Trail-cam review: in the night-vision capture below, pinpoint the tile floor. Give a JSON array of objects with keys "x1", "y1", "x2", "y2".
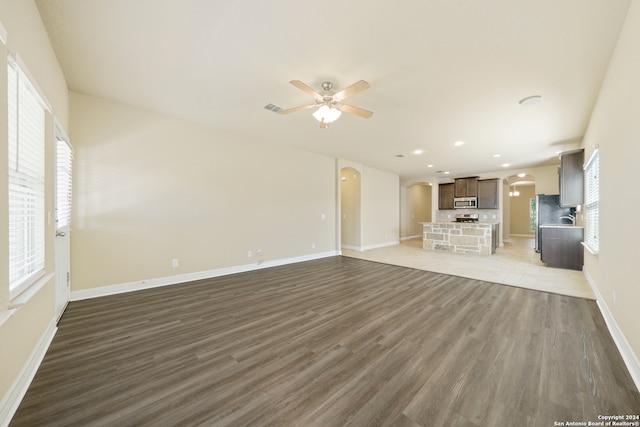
[{"x1": 341, "y1": 236, "x2": 595, "y2": 299}]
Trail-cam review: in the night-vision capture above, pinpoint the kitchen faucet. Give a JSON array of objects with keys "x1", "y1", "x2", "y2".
[{"x1": 558, "y1": 214, "x2": 576, "y2": 225}]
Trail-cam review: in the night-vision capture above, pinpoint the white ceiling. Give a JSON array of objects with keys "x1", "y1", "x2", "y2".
[{"x1": 35, "y1": 0, "x2": 631, "y2": 179}]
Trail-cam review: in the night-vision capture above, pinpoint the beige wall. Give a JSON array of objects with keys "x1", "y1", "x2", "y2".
[
  {"x1": 509, "y1": 185, "x2": 535, "y2": 235},
  {"x1": 581, "y1": 0, "x2": 640, "y2": 368},
  {"x1": 0, "y1": 1, "x2": 68, "y2": 128},
  {"x1": 531, "y1": 165, "x2": 560, "y2": 195},
  {"x1": 70, "y1": 92, "x2": 338, "y2": 291},
  {"x1": 0, "y1": 0, "x2": 68, "y2": 416},
  {"x1": 361, "y1": 167, "x2": 400, "y2": 249}
]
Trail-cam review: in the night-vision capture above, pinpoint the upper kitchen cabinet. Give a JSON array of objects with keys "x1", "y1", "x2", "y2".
[
  {"x1": 477, "y1": 178, "x2": 499, "y2": 209},
  {"x1": 454, "y1": 177, "x2": 478, "y2": 198},
  {"x1": 559, "y1": 149, "x2": 584, "y2": 207},
  {"x1": 439, "y1": 183, "x2": 455, "y2": 210}
]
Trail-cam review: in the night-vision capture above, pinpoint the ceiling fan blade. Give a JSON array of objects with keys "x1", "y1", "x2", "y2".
[
  {"x1": 279, "y1": 104, "x2": 317, "y2": 115},
  {"x1": 289, "y1": 80, "x2": 323, "y2": 100},
  {"x1": 339, "y1": 103, "x2": 373, "y2": 119},
  {"x1": 333, "y1": 80, "x2": 370, "y2": 102}
]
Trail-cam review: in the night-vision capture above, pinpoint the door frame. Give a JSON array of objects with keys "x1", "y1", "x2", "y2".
[{"x1": 54, "y1": 121, "x2": 72, "y2": 321}]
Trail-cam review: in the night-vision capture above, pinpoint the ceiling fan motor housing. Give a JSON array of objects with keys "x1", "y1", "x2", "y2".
[{"x1": 321, "y1": 81, "x2": 334, "y2": 92}]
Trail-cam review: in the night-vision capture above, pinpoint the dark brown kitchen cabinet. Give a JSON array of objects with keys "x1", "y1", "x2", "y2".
[
  {"x1": 454, "y1": 177, "x2": 478, "y2": 198},
  {"x1": 540, "y1": 226, "x2": 584, "y2": 270},
  {"x1": 560, "y1": 149, "x2": 584, "y2": 207},
  {"x1": 477, "y1": 178, "x2": 499, "y2": 209},
  {"x1": 439, "y1": 183, "x2": 455, "y2": 210}
]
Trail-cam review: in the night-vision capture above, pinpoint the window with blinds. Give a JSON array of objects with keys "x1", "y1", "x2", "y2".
[
  {"x1": 8, "y1": 58, "x2": 47, "y2": 296},
  {"x1": 56, "y1": 139, "x2": 73, "y2": 229},
  {"x1": 584, "y1": 149, "x2": 599, "y2": 254}
]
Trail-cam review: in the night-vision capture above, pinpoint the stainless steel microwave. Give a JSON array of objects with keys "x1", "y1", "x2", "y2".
[{"x1": 454, "y1": 197, "x2": 477, "y2": 209}]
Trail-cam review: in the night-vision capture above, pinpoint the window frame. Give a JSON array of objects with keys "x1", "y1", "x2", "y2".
[
  {"x1": 55, "y1": 135, "x2": 73, "y2": 231},
  {"x1": 7, "y1": 54, "x2": 49, "y2": 299},
  {"x1": 583, "y1": 148, "x2": 599, "y2": 255}
]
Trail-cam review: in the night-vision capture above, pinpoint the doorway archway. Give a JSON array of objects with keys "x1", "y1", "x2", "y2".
[{"x1": 503, "y1": 174, "x2": 536, "y2": 239}]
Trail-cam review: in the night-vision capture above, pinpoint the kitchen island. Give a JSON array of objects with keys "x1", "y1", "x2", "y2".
[{"x1": 421, "y1": 221, "x2": 499, "y2": 255}]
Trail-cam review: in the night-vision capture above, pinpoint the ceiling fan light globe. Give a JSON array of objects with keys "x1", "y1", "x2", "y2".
[{"x1": 312, "y1": 105, "x2": 342, "y2": 123}]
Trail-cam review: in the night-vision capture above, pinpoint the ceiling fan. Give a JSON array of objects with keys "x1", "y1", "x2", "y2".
[{"x1": 279, "y1": 80, "x2": 373, "y2": 128}]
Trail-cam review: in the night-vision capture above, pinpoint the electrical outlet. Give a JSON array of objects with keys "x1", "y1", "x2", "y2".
[
  {"x1": 248, "y1": 250, "x2": 252, "y2": 257},
  {"x1": 172, "y1": 259, "x2": 179, "y2": 268},
  {"x1": 312, "y1": 243, "x2": 316, "y2": 249}
]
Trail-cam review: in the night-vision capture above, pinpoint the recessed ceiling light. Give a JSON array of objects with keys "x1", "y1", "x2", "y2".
[
  {"x1": 413, "y1": 149, "x2": 423, "y2": 155},
  {"x1": 518, "y1": 95, "x2": 543, "y2": 106},
  {"x1": 454, "y1": 141, "x2": 464, "y2": 146},
  {"x1": 502, "y1": 163, "x2": 510, "y2": 168},
  {"x1": 427, "y1": 164, "x2": 434, "y2": 168},
  {"x1": 517, "y1": 173, "x2": 526, "y2": 178},
  {"x1": 444, "y1": 171, "x2": 451, "y2": 175},
  {"x1": 493, "y1": 154, "x2": 501, "y2": 158}
]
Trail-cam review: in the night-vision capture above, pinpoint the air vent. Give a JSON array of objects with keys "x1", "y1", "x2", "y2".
[
  {"x1": 396, "y1": 154, "x2": 407, "y2": 158},
  {"x1": 264, "y1": 103, "x2": 283, "y2": 113}
]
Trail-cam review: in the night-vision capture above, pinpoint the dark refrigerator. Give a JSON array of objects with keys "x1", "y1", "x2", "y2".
[{"x1": 534, "y1": 194, "x2": 573, "y2": 252}]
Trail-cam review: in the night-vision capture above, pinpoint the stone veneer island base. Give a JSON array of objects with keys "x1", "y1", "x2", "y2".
[{"x1": 421, "y1": 222, "x2": 498, "y2": 255}]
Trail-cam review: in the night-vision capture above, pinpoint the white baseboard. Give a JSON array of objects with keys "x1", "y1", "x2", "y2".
[
  {"x1": 71, "y1": 251, "x2": 339, "y2": 301},
  {"x1": 583, "y1": 267, "x2": 640, "y2": 393},
  {"x1": 342, "y1": 241, "x2": 401, "y2": 252},
  {"x1": 0, "y1": 319, "x2": 57, "y2": 427},
  {"x1": 400, "y1": 235, "x2": 421, "y2": 241},
  {"x1": 362, "y1": 240, "x2": 400, "y2": 251}
]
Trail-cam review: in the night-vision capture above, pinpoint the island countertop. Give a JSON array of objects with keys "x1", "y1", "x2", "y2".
[
  {"x1": 423, "y1": 221, "x2": 500, "y2": 225},
  {"x1": 420, "y1": 221, "x2": 499, "y2": 255}
]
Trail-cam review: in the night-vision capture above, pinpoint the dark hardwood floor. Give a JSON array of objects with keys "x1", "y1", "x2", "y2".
[{"x1": 10, "y1": 257, "x2": 640, "y2": 426}]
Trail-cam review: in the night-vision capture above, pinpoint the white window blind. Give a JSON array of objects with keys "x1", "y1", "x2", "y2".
[
  {"x1": 584, "y1": 149, "x2": 599, "y2": 254},
  {"x1": 56, "y1": 139, "x2": 73, "y2": 229},
  {"x1": 8, "y1": 58, "x2": 46, "y2": 295}
]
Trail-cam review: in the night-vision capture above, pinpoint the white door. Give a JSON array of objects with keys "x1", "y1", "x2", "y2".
[{"x1": 55, "y1": 137, "x2": 73, "y2": 321}]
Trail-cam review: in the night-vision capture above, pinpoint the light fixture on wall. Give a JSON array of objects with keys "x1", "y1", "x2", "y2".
[
  {"x1": 312, "y1": 105, "x2": 342, "y2": 124},
  {"x1": 509, "y1": 185, "x2": 520, "y2": 197}
]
